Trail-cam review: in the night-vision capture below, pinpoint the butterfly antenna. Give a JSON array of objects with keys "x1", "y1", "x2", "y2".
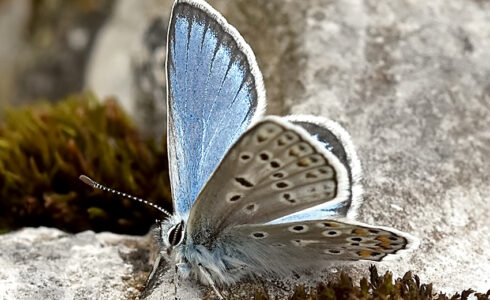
[{"x1": 79, "y1": 175, "x2": 171, "y2": 218}]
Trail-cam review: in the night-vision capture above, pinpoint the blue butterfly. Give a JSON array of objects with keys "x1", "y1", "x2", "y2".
[{"x1": 83, "y1": 0, "x2": 418, "y2": 298}]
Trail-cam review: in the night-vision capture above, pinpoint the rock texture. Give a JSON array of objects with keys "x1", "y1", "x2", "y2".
[
  {"x1": 84, "y1": 0, "x2": 170, "y2": 137},
  {"x1": 0, "y1": 0, "x2": 29, "y2": 103},
  {"x1": 0, "y1": 227, "x2": 150, "y2": 300}
]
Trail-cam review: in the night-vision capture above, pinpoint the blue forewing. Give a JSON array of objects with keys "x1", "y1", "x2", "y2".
[{"x1": 166, "y1": 0, "x2": 266, "y2": 215}]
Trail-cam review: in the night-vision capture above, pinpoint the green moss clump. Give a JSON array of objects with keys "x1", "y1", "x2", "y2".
[
  {"x1": 213, "y1": 266, "x2": 489, "y2": 300},
  {"x1": 0, "y1": 93, "x2": 171, "y2": 234}
]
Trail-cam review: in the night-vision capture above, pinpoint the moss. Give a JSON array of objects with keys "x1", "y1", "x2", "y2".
[
  {"x1": 205, "y1": 266, "x2": 489, "y2": 300},
  {"x1": 0, "y1": 93, "x2": 172, "y2": 234}
]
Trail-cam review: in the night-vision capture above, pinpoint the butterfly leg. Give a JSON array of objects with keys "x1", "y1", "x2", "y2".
[
  {"x1": 174, "y1": 265, "x2": 178, "y2": 300},
  {"x1": 174, "y1": 261, "x2": 188, "y2": 300},
  {"x1": 198, "y1": 263, "x2": 224, "y2": 300},
  {"x1": 147, "y1": 254, "x2": 162, "y2": 284}
]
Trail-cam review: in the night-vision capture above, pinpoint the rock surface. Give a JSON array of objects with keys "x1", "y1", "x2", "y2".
[
  {"x1": 0, "y1": 227, "x2": 150, "y2": 300},
  {"x1": 0, "y1": 0, "x2": 30, "y2": 103},
  {"x1": 84, "y1": 0, "x2": 169, "y2": 137}
]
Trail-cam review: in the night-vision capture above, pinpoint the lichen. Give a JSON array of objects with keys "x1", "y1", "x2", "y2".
[{"x1": 0, "y1": 93, "x2": 171, "y2": 234}]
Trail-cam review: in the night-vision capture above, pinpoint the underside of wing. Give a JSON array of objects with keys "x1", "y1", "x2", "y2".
[
  {"x1": 187, "y1": 117, "x2": 351, "y2": 245},
  {"x1": 229, "y1": 219, "x2": 418, "y2": 264},
  {"x1": 187, "y1": 218, "x2": 418, "y2": 284},
  {"x1": 167, "y1": 0, "x2": 266, "y2": 215},
  {"x1": 270, "y1": 115, "x2": 363, "y2": 223}
]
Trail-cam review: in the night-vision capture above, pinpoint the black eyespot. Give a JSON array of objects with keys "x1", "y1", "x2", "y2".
[
  {"x1": 352, "y1": 237, "x2": 362, "y2": 242},
  {"x1": 245, "y1": 204, "x2": 257, "y2": 212},
  {"x1": 276, "y1": 182, "x2": 289, "y2": 188},
  {"x1": 229, "y1": 195, "x2": 241, "y2": 202},
  {"x1": 293, "y1": 225, "x2": 304, "y2": 231},
  {"x1": 389, "y1": 236, "x2": 398, "y2": 241},
  {"x1": 270, "y1": 161, "x2": 280, "y2": 168},
  {"x1": 272, "y1": 172, "x2": 284, "y2": 178},
  {"x1": 235, "y1": 177, "x2": 253, "y2": 187},
  {"x1": 328, "y1": 231, "x2": 337, "y2": 235},
  {"x1": 329, "y1": 249, "x2": 340, "y2": 254},
  {"x1": 241, "y1": 154, "x2": 251, "y2": 160},
  {"x1": 259, "y1": 153, "x2": 269, "y2": 160}
]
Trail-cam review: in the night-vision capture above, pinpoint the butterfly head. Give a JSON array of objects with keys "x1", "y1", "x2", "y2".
[{"x1": 158, "y1": 214, "x2": 187, "y2": 257}]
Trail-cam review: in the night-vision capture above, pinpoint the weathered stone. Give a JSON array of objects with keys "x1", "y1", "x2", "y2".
[
  {"x1": 0, "y1": 0, "x2": 29, "y2": 103},
  {"x1": 0, "y1": 227, "x2": 149, "y2": 300},
  {"x1": 84, "y1": 0, "x2": 171, "y2": 137}
]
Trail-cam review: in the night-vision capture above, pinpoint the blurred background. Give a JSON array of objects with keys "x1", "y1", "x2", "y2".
[
  {"x1": 0, "y1": 0, "x2": 172, "y2": 235},
  {"x1": 0, "y1": 0, "x2": 165, "y2": 134}
]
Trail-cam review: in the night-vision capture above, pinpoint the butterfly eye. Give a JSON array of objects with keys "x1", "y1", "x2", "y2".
[{"x1": 168, "y1": 221, "x2": 185, "y2": 246}]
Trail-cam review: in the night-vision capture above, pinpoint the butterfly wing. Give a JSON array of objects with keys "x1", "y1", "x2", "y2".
[
  {"x1": 187, "y1": 117, "x2": 351, "y2": 245},
  {"x1": 270, "y1": 115, "x2": 363, "y2": 224},
  {"x1": 228, "y1": 219, "x2": 419, "y2": 265},
  {"x1": 167, "y1": 0, "x2": 266, "y2": 215}
]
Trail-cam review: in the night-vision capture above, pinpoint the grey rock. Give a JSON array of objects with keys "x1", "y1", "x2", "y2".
[
  {"x1": 0, "y1": 0, "x2": 30, "y2": 103},
  {"x1": 0, "y1": 227, "x2": 149, "y2": 300},
  {"x1": 85, "y1": 0, "x2": 171, "y2": 137}
]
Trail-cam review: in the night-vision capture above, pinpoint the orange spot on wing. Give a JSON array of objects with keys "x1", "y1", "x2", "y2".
[
  {"x1": 358, "y1": 250, "x2": 372, "y2": 258},
  {"x1": 297, "y1": 159, "x2": 310, "y2": 167},
  {"x1": 289, "y1": 149, "x2": 299, "y2": 157},
  {"x1": 377, "y1": 236, "x2": 390, "y2": 242},
  {"x1": 376, "y1": 236, "x2": 392, "y2": 249},
  {"x1": 353, "y1": 229, "x2": 368, "y2": 235}
]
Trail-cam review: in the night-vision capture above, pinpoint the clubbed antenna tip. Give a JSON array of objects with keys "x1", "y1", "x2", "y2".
[
  {"x1": 78, "y1": 174, "x2": 171, "y2": 218},
  {"x1": 79, "y1": 175, "x2": 96, "y2": 187}
]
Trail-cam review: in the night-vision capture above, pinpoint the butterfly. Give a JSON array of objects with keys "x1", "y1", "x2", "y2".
[{"x1": 82, "y1": 0, "x2": 418, "y2": 298}]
